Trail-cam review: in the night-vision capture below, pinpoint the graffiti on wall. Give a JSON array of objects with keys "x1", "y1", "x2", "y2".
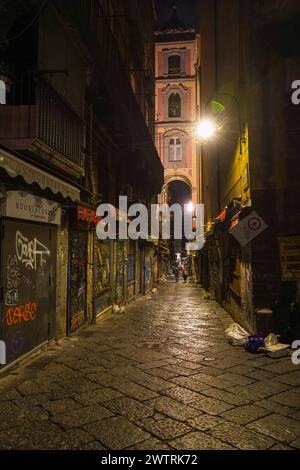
[
  {"x1": 116, "y1": 242, "x2": 124, "y2": 303},
  {"x1": 69, "y1": 232, "x2": 87, "y2": 333},
  {"x1": 5, "y1": 302, "x2": 37, "y2": 327},
  {"x1": 15, "y1": 230, "x2": 50, "y2": 271},
  {"x1": 5, "y1": 255, "x2": 20, "y2": 306},
  {"x1": 94, "y1": 240, "x2": 110, "y2": 297}
]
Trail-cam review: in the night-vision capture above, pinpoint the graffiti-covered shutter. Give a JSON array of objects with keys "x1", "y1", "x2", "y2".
[
  {"x1": 0, "y1": 219, "x2": 56, "y2": 365},
  {"x1": 68, "y1": 231, "x2": 87, "y2": 334}
]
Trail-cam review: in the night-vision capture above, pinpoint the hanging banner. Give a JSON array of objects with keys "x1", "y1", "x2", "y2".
[
  {"x1": 229, "y1": 210, "x2": 268, "y2": 247},
  {"x1": 278, "y1": 236, "x2": 300, "y2": 281}
]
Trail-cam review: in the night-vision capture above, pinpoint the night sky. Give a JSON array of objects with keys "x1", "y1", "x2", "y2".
[{"x1": 155, "y1": 0, "x2": 200, "y2": 30}]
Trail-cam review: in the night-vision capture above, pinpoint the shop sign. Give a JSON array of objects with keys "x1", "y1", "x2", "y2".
[
  {"x1": 1, "y1": 191, "x2": 61, "y2": 225},
  {"x1": 76, "y1": 205, "x2": 127, "y2": 224},
  {"x1": 229, "y1": 210, "x2": 268, "y2": 247},
  {"x1": 278, "y1": 236, "x2": 300, "y2": 281},
  {"x1": 77, "y1": 205, "x2": 102, "y2": 223},
  {"x1": 215, "y1": 207, "x2": 227, "y2": 223}
]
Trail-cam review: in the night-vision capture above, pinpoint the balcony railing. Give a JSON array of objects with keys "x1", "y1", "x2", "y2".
[{"x1": 0, "y1": 72, "x2": 84, "y2": 176}]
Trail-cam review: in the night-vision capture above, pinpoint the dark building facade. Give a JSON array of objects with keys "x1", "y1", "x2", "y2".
[
  {"x1": 0, "y1": 0, "x2": 163, "y2": 367},
  {"x1": 198, "y1": 0, "x2": 300, "y2": 338}
]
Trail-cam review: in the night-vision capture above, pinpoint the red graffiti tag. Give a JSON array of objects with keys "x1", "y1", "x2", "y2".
[{"x1": 6, "y1": 303, "x2": 37, "y2": 327}]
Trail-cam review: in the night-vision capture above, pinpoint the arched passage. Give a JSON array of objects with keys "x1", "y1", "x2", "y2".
[
  {"x1": 161, "y1": 179, "x2": 192, "y2": 269},
  {"x1": 167, "y1": 180, "x2": 191, "y2": 207}
]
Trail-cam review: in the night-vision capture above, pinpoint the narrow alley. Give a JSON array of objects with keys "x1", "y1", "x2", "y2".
[{"x1": 0, "y1": 281, "x2": 299, "y2": 451}]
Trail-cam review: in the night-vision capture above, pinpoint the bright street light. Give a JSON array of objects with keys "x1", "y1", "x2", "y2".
[
  {"x1": 196, "y1": 119, "x2": 216, "y2": 140},
  {"x1": 187, "y1": 200, "x2": 194, "y2": 212}
]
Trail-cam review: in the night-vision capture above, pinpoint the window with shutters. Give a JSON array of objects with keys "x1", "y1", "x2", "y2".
[
  {"x1": 168, "y1": 93, "x2": 181, "y2": 118},
  {"x1": 168, "y1": 55, "x2": 181, "y2": 75},
  {"x1": 169, "y1": 137, "x2": 182, "y2": 162}
]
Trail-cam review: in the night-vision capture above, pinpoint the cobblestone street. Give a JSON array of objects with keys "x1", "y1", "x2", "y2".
[{"x1": 0, "y1": 281, "x2": 300, "y2": 450}]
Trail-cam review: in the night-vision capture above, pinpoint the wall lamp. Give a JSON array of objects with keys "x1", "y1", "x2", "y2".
[{"x1": 196, "y1": 93, "x2": 245, "y2": 155}]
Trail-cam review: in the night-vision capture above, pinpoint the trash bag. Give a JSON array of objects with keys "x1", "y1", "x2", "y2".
[
  {"x1": 264, "y1": 333, "x2": 279, "y2": 347},
  {"x1": 245, "y1": 334, "x2": 265, "y2": 353},
  {"x1": 225, "y1": 323, "x2": 249, "y2": 346},
  {"x1": 113, "y1": 304, "x2": 120, "y2": 314},
  {"x1": 260, "y1": 333, "x2": 289, "y2": 356}
]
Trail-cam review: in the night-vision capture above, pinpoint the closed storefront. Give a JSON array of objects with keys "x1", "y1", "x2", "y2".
[
  {"x1": 0, "y1": 192, "x2": 59, "y2": 365},
  {"x1": 68, "y1": 230, "x2": 88, "y2": 334},
  {"x1": 139, "y1": 242, "x2": 145, "y2": 295},
  {"x1": 115, "y1": 241, "x2": 125, "y2": 304},
  {"x1": 144, "y1": 247, "x2": 153, "y2": 294},
  {"x1": 127, "y1": 240, "x2": 136, "y2": 301},
  {"x1": 94, "y1": 237, "x2": 112, "y2": 318}
]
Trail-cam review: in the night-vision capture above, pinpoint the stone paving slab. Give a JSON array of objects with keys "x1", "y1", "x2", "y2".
[
  {"x1": 0, "y1": 281, "x2": 299, "y2": 450},
  {"x1": 137, "y1": 417, "x2": 193, "y2": 440},
  {"x1": 169, "y1": 431, "x2": 235, "y2": 450},
  {"x1": 84, "y1": 416, "x2": 150, "y2": 450},
  {"x1": 104, "y1": 397, "x2": 153, "y2": 421},
  {"x1": 209, "y1": 422, "x2": 275, "y2": 450},
  {"x1": 220, "y1": 404, "x2": 271, "y2": 425},
  {"x1": 247, "y1": 414, "x2": 300, "y2": 444}
]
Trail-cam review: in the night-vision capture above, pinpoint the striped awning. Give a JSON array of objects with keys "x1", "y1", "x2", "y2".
[{"x1": 0, "y1": 146, "x2": 80, "y2": 201}]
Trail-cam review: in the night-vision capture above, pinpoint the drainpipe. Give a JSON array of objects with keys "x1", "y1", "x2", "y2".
[
  {"x1": 87, "y1": 103, "x2": 97, "y2": 324},
  {"x1": 88, "y1": 103, "x2": 97, "y2": 201}
]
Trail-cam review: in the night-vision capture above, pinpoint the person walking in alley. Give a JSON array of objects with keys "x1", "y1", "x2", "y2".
[
  {"x1": 173, "y1": 266, "x2": 179, "y2": 283},
  {"x1": 183, "y1": 268, "x2": 188, "y2": 283}
]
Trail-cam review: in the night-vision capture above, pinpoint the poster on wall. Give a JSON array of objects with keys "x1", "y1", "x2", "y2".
[
  {"x1": 278, "y1": 236, "x2": 300, "y2": 281},
  {"x1": 94, "y1": 239, "x2": 110, "y2": 296}
]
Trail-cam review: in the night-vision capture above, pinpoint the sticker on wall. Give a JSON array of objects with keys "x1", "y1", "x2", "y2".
[{"x1": 229, "y1": 210, "x2": 268, "y2": 247}]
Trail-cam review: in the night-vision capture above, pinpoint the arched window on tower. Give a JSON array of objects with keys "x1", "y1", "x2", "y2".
[
  {"x1": 169, "y1": 137, "x2": 182, "y2": 162},
  {"x1": 168, "y1": 55, "x2": 181, "y2": 75},
  {"x1": 168, "y1": 93, "x2": 181, "y2": 118}
]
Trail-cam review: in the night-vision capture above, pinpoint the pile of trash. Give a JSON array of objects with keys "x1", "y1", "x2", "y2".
[
  {"x1": 159, "y1": 275, "x2": 167, "y2": 284},
  {"x1": 203, "y1": 289, "x2": 216, "y2": 301},
  {"x1": 225, "y1": 323, "x2": 290, "y2": 357},
  {"x1": 112, "y1": 304, "x2": 126, "y2": 314}
]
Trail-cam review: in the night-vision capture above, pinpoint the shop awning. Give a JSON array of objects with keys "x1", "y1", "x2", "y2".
[{"x1": 0, "y1": 146, "x2": 80, "y2": 201}]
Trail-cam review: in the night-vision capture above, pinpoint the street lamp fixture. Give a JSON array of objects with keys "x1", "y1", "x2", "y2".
[
  {"x1": 196, "y1": 119, "x2": 216, "y2": 140},
  {"x1": 197, "y1": 93, "x2": 245, "y2": 155}
]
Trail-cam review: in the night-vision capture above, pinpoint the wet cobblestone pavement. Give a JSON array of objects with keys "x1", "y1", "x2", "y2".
[{"x1": 0, "y1": 281, "x2": 300, "y2": 450}]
